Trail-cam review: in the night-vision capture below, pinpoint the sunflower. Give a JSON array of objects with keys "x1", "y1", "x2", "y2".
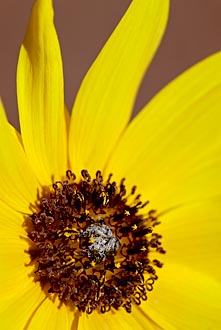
[{"x1": 1, "y1": 0, "x2": 221, "y2": 329}]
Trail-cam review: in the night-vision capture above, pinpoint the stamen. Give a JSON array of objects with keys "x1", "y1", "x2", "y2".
[{"x1": 27, "y1": 170, "x2": 165, "y2": 314}]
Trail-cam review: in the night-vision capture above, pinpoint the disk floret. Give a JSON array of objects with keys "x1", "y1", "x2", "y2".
[{"x1": 28, "y1": 170, "x2": 165, "y2": 314}]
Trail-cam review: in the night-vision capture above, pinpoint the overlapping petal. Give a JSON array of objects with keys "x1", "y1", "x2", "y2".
[
  {"x1": 17, "y1": 0, "x2": 67, "y2": 186},
  {"x1": 0, "y1": 201, "x2": 46, "y2": 330},
  {"x1": 78, "y1": 305, "x2": 161, "y2": 330},
  {"x1": 69, "y1": 0, "x2": 169, "y2": 176},
  {"x1": 28, "y1": 298, "x2": 77, "y2": 330},
  {"x1": 0, "y1": 201, "x2": 31, "y2": 300},
  {"x1": 143, "y1": 264, "x2": 221, "y2": 330},
  {"x1": 0, "y1": 286, "x2": 46, "y2": 330},
  {"x1": 106, "y1": 52, "x2": 221, "y2": 211},
  {"x1": 0, "y1": 100, "x2": 41, "y2": 213},
  {"x1": 157, "y1": 197, "x2": 221, "y2": 281}
]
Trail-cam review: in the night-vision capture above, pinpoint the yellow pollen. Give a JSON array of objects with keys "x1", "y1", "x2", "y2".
[
  {"x1": 140, "y1": 246, "x2": 147, "y2": 251},
  {"x1": 85, "y1": 209, "x2": 89, "y2": 215},
  {"x1": 66, "y1": 257, "x2": 75, "y2": 265},
  {"x1": 64, "y1": 232, "x2": 72, "y2": 238},
  {"x1": 100, "y1": 191, "x2": 109, "y2": 205},
  {"x1": 124, "y1": 210, "x2": 130, "y2": 216},
  {"x1": 89, "y1": 237, "x2": 95, "y2": 244},
  {"x1": 91, "y1": 261, "x2": 96, "y2": 267},
  {"x1": 115, "y1": 262, "x2": 121, "y2": 269},
  {"x1": 132, "y1": 224, "x2": 137, "y2": 230}
]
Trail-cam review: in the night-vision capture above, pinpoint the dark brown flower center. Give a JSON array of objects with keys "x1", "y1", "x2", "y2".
[{"x1": 27, "y1": 170, "x2": 165, "y2": 314}]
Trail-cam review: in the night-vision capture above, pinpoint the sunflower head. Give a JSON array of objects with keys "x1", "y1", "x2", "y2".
[{"x1": 27, "y1": 170, "x2": 165, "y2": 314}]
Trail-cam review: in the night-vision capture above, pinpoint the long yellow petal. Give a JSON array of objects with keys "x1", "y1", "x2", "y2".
[
  {"x1": 106, "y1": 52, "x2": 221, "y2": 210},
  {"x1": 0, "y1": 201, "x2": 46, "y2": 329},
  {"x1": 0, "y1": 101, "x2": 40, "y2": 213},
  {"x1": 0, "y1": 285, "x2": 45, "y2": 330},
  {"x1": 69, "y1": 0, "x2": 169, "y2": 176},
  {"x1": 78, "y1": 305, "x2": 159, "y2": 330},
  {"x1": 157, "y1": 197, "x2": 221, "y2": 281},
  {"x1": 17, "y1": 0, "x2": 67, "y2": 186},
  {"x1": 0, "y1": 201, "x2": 29, "y2": 300},
  {"x1": 144, "y1": 264, "x2": 221, "y2": 330},
  {"x1": 28, "y1": 298, "x2": 77, "y2": 330}
]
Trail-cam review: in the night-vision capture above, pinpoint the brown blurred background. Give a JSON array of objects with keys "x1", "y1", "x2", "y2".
[{"x1": 0, "y1": 0, "x2": 221, "y2": 130}]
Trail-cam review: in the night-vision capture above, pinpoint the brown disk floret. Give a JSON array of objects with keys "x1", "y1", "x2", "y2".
[{"x1": 28, "y1": 170, "x2": 165, "y2": 314}]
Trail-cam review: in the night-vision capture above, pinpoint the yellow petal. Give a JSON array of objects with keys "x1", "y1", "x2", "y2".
[
  {"x1": 28, "y1": 297, "x2": 77, "y2": 330},
  {"x1": 9, "y1": 123, "x2": 23, "y2": 145},
  {"x1": 0, "y1": 100, "x2": 40, "y2": 213},
  {"x1": 106, "y1": 52, "x2": 221, "y2": 210},
  {"x1": 0, "y1": 199, "x2": 75, "y2": 330},
  {"x1": 157, "y1": 197, "x2": 221, "y2": 281},
  {"x1": 0, "y1": 201, "x2": 39, "y2": 300},
  {"x1": 78, "y1": 305, "x2": 159, "y2": 330},
  {"x1": 0, "y1": 284, "x2": 45, "y2": 330},
  {"x1": 0, "y1": 202, "x2": 46, "y2": 329},
  {"x1": 17, "y1": 0, "x2": 67, "y2": 186},
  {"x1": 69, "y1": 0, "x2": 169, "y2": 176},
  {"x1": 144, "y1": 264, "x2": 221, "y2": 330},
  {"x1": 65, "y1": 103, "x2": 71, "y2": 135},
  {"x1": 0, "y1": 209, "x2": 28, "y2": 300}
]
